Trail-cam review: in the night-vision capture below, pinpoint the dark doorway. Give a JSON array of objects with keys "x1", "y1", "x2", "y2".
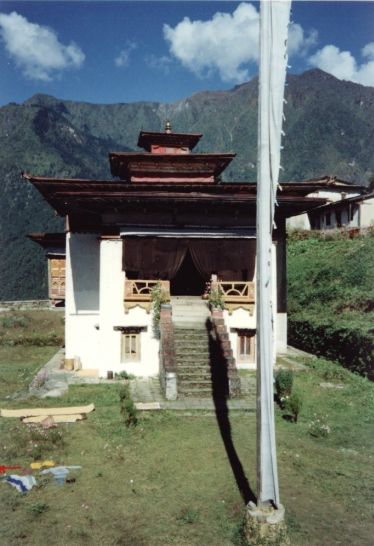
[{"x1": 171, "y1": 250, "x2": 206, "y2": 296}]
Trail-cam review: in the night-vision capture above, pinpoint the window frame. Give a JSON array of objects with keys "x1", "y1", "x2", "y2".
[
  {"x1": 121, "y1": 332, "x2": 141, "y2": 362},
  {"x1": 236, "y1": 330, "x2": 256, "y2": 362}
]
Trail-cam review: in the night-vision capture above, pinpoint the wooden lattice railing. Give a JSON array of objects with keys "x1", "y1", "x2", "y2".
[
  {"x1": 211, "y1": 281, "x2": 255, "y2": 314},
  {"x1": 124, "y1": 280, "x2": 170, "y2": 313}
]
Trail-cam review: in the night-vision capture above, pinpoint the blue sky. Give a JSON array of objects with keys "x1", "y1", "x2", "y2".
[{"x1": 0, "y1": 1, "x2": 373, "y2": 106}]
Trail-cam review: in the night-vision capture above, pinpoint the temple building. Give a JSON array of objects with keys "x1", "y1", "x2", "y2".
[{"x1": 26, "y1": 124, "x2": 331, "y2": 398}]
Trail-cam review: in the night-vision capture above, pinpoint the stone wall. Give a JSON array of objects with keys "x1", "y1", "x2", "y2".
[{"x1": 159, "y1": 304, "x2": 177, "y2": 400}]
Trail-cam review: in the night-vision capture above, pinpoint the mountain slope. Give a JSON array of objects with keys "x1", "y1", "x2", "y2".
[{"x1": 0, "y1": 69, "x2": 373, "y2": 299}]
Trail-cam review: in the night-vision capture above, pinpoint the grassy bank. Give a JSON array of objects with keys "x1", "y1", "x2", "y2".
[
  {"x1": 0, "y1": 311, "x2": 373, "y2": 545},
  {"x1": 0, "y1": 310, "x2": 64, "y2": 347},
  {"x1": 287, "y1": 230, "x2": 374, "y2": 377},
  {"x1": 0, "y1": 310, "x2": 64, "y2": 399}
]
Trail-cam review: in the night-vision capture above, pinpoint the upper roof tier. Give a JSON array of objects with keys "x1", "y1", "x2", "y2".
[
  {"x1": 109, "y1": 122, "x2": 235, "y2": 184},
  {"x1": 109, "y1": 152, "x2": 235, "y2": 183},
  {"x1": 137, "y1": 122, "x2": 202, "y2": 153}
]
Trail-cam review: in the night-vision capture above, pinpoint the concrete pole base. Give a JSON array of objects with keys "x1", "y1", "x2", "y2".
[{"x1": 244, "y1": 502, "x2": 290, "y2": 546}]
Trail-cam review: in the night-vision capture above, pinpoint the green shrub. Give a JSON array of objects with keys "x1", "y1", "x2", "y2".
[
  {"x1": 115, "y1": 370, "x2": 135, "y2": 380},
  {"x1": 27, "y1": 502, "x2": 49, "y2": 516},
  {"x1": 1, "y1": 315, "x2": 30, "y2": 328},
  {"x1": 308, "y1": 414, "x2": 331, "y2": 438},
  {"x1": 151, "y1": 282, "x2": 170, "y2": 338},
  {"x1": 285, "y1": 392, "x2": 302, "y2": 423},
  {"x1": 208, "y1": 287, "x2": 225, "y2": 310},
  {"x1": 177, "y1": 507, "x2": 200, "y2": 525},
  {"x1": 119, "y1": 385, "x2": 138, "y2": 427},
  {"x1": 288, "y1": 317, "x2": 374, "y2": 379},
  {"x1": 275, "y1": 369, "x2": 293, "y2": 401}
]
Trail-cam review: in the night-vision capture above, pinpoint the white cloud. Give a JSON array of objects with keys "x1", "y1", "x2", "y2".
[
  {"x1": 288, "y1": 24, "x2": 318, "y2": 57},
  {"x1": 163, "y1": 2, "x2": 317, "y2": 83},
  {"x1": 144, "y1": 54, "x2": 173, "y2": 74},
  {"x1": 0, "y1": 11, "x2": 85, "y2": 81},
  {"x1": 362, "y1": 42, "x2": 374, "y2": 61},
  {"x1": 309, "y1": 43, "x2": 374, "y2": 87},
  {"x1": 114, "y1": 42, "x2": 137, "y2": 68},
  {"x1": 163, "y1": 3, "x2": 259, "y2": 83}
]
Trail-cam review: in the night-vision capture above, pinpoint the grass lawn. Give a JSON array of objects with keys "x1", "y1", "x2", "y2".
[{"x1": 0, "y1": 311, "x2": 373, "y2": 545}]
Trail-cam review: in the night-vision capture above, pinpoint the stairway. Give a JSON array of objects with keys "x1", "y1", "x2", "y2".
[
  {"x1": 174, "y1": 326, "x2": 213, "y2": 398},
  {"x1": 172, "y1": 297, "x2": 219, "y2": 398}
]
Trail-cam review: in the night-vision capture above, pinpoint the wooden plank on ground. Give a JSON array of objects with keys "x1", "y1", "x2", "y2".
[
  {"x1": 22, "y1": 414, "x2": 85, "y2": 424},
  {"x1": 135, "y1": 402, "x2": 161, "y2": 411},
  {"x1": 0, "y1": 403, "x2": 95, "y2": 418}
]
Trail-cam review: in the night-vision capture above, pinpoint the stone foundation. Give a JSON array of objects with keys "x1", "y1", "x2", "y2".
[{"x1": 244, "y1": 503, "x2": 290, "y2": 546}]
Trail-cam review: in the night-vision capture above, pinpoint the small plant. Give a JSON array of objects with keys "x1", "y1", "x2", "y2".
[
  {"x1": 151, "y1": 282, "x2": 170, "y2": 338},
  {"x1": 30, "y1": 444, "x2": 43, "y2": 461},
  {"x1": 275, "y1": 369, "x2": 293, "y2": 406},
  {"x1": 1, "y1": 315, "x2": 29, "y2": 329},
  {"x1": 177, "y1": 507, "x2": 200, "y2": 525},
  {"x1": 308, "y1": 413, "x2": 331, "y2": 438},
  {"x1": 208, "y1": 287, "x2": 225, "y2": 310},
  {"x1": 115, "y1": 370, "x2": 135, "y2": 380},
  {"x1": 49, "y1": 429, "x2": 65, "y2": 446},
  {"x1": 284, "y1": 392, "x2": 302, "y2": 423},
  {"x1": 321, "y1": 365, "x2": 349, "y2": 382},
  {"x1": 119, "y1": 384, "x2": 138, "y2": 427},
  {"x1": 27, "y1": 502, "x2": 49, "y2": 516}
]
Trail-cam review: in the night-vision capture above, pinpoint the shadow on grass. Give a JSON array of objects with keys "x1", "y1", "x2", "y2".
[{"x1": 206, "y1": 319, "x2": 257, "y2": 505}]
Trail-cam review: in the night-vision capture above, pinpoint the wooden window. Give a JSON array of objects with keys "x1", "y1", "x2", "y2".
[
  {"x1": 237, "y1": 332, "x2": 255, "y2": 362},
  {"x1": 48, "y1": 257, "x2": 65, "y2": 299},
  {"x1": 121, "y1": 333, "x2": 140, "y2": 362}
]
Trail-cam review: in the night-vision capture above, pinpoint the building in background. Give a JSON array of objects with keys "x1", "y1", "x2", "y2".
[{"x1": 287, "y1": 177, "x2": 369, "y2": 231}]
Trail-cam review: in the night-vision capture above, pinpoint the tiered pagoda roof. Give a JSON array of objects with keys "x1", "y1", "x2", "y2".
[
  {"x1": 24, "y1": 125, "x2": 366, "y2": 232},
  {"x1": 109, "y1": 122, "x2": 234, "y2": 183}
]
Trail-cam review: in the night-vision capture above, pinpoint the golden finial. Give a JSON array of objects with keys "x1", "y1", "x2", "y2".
[{"x1": 165, "y1": 120, "x2": 172, "y2": 133}]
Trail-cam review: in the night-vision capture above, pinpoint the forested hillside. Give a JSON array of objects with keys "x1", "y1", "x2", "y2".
[
  {"x1": 287, "y1": 230, "x2": 374, "y2": 378},
  {"x1": 0, "y1": 68, "x2": 373, "y2": 299}
]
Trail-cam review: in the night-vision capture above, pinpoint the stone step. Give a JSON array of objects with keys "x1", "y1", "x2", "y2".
[
  {"x1": 178, "y1": 368, "x2": 212, "y2": 381},
  {"x1": 175, "y1": 358, "x2": 211, "y2": 367},
  {"x1": 175, "y1": 339, "x2": 209, "y2": 346},
  {"x1": 175, "y1": 347, "x2": 210, "y2": 355},
  {"x1": 175, "y1": 353, "x2": 210, "y2": 360},
  {"x1": 177, "y1": 373, "x2": 212, "y2": 380},
  {"x1": 174, "y1": 331, "x2": 209, "y2": 338},
  {"x1": 178, "y1": 387, "x2": 214, "y2": 398},
  {"x1": 172, "y1": 305, "x2": 210, "y2": 310},
  {"x1": 172, "y1": 307, "x2": 209, "y2": 313},
  {"x1": 176, "y1": 362, "x2": 210, "y2": 368},
  {"x1": 171, "y1": 302, "x2": 209, "y2": 309},
  {"x1": 174, "y1": 339, "x2": 209, "y2": 352},
  {"x1": 178, "y1": 373, "x2": 212, "y2": 382},
  {"x1": 178, "y1": 378, "x2": 213, "y2": 387},
  {"x1": 173, "y1": 322, "x2": 209, "y2": 326},
  {"x1": 174, "y1": 332, "x2": 209, "y2": 339}
]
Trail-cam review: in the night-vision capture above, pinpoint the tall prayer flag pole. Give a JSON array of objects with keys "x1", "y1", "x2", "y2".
[{"x1": 256, "y1": 0, "x2": 291, "y2": 509}]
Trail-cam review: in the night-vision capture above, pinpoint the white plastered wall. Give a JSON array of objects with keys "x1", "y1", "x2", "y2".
[
  {"x1": 65, "y1": 233, "x2": 101, "y2": 369},
  {"x1": 98, "y1": 238, "x2": 159, "y2": 378},
  {"x1": 224, "y1": 242, "x2": 281, "y2": 369},
  {"x1": 224, "y1": 307, "x2": 257, "y2": 370},
  {"x1": 360, "y1": 197, "x2": 374, "y2": 228},
  {"x1": 286, "y1": 213, "x2": 310, "y2": 230}
]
